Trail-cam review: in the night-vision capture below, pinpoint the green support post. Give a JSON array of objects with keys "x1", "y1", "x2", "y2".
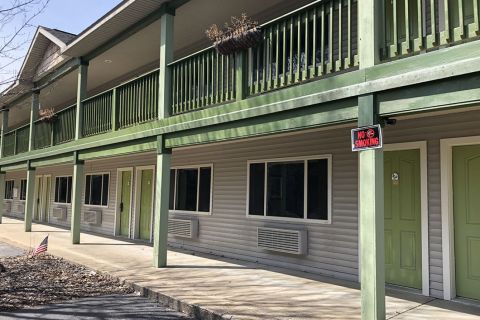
[
  {"x1": 71, "y1": 152, "x2": 84, "y2": 244},
  {"x1": 235, "y1": 51, "x2": 247, "y2": 101},
  {"x1": 24, "y1": 163, "x2": 36, "y2": 232},
  {"x1": 111, "y1": 87, "x2": 118, "y2": 131},
  {"x1": 28, "y1": 91, "x2": 39, "y2": 151},
  {"x1": 0, "y1": 108, "x2": 9, "y2": 158},
  {"x1": 153, "y1": 135, "x2": 171, "y2": 267},
  {"x1": 358, "y1": 1, "x2": 385, "y2": 319},
  {"x1": 358, "y1": 94, "x2": 385, "y2": 320},
  {"x1": 0, "y1": 171, "x2": 5, "y2": 224},
  {"x1": 358, "y1": 0, "x2": 383, "y2": 68},
  {"x1": 158, "y1": 7, "x2": 174, "y2": 119},
  {"x1": 75, "y1": 60, "x2": 88, "y2": 140}
]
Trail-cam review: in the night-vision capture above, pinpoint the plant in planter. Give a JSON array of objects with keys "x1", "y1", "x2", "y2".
[
  {"x1": 206, "y1": 13, "x2": 262, "y2": 55},
  {"x1": 38, "y1": 108, "x2": 57, "y2": 123}
]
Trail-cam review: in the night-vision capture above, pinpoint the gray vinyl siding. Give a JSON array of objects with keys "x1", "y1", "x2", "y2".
[
  {"x1": 169, "y1": 126, "x2": 360, "y2": 282},
  {"x1": 3, "y1": 171, "x2": 27, "y2": 219}
]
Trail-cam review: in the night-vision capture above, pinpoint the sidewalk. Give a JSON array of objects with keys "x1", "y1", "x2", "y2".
[{"x1": 0, "y1": 217, "x2": 479, "y2": 320}]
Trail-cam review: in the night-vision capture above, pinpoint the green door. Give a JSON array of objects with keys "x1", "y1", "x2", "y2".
[
  {"x1": 119, "y1": 171, "x2": 131, "y2": 237},
  {"x1": 453, "y1": 145, "x2": 480, "y2": 301},
  {"x1": 139, "y1": 169, "x2": 153, "y2": 241},
  {"x1": 384, "y1": 149, "x2": 422, "y2": 289},
  {"x1": 34, "y1": 176, "x2": 42, "y2": 221}
]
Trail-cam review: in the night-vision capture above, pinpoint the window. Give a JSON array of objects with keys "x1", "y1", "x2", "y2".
[
  {"x1": 19, "y1": 179, "x2": 27, "y2": 201},
  {"x1": 55, "y1": 176, "x2": 72, "y2": 204},
  {"x1": 85, "y1": 173, "x2": 109, "y2": 206},
  {"x1": 169, "y1": 165, "x2": 212, "y2": 213},
  {"x1": 247, "y1": 156, "x2": 331, "y2": 222},
  {"x1": 4, "y1": 180, "x2": 14, "y2": 200}
]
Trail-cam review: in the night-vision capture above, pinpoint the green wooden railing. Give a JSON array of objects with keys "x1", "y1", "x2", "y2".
[
  {"x1": 384, "y1": 0, "x2": 480, "y2": 59},
  {"x1": 249, "y1": 0, "x2": 358, "y2": 94},
  {"x1": 3, "y1": 130, "x2": 17, "y2": 157},
  {"x1": 170, "y1": 48, "x2": 236, "y2": 115},
  {"x1": 117, "y1": 69, "x2": 159, "y2": 128},
  {"x1": 15, "y1": 124, "x2": 30, "y2": 153},
  {"x1": 33, "y1": 120, "x2": 52, "y2": 149},
  {"x1": 53, "y1": 104, "x2": 76, "y2": 145},
  {"x1": 82, "y1": 91, "x2": 112, "y2": 136}
]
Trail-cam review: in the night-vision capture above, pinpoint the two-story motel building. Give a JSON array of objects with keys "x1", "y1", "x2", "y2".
[{"x1": 1, "y1": 0, "x2": 480, "y2": 318}]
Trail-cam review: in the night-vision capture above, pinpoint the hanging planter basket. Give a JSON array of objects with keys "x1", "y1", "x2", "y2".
[
  {"x1": 206, "y1": 14, "x2": 262, "y2": 55},
  {"x1": 213, "y1": 27, "x2": 262, "y2": 55},
  {"x1": 38, "y1": 108, "x2": 57, "y2": 123}
]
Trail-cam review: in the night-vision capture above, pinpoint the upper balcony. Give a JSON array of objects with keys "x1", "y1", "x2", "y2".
[{"x1": 2, "y1": 0, "x2": 480, "y2": 158}]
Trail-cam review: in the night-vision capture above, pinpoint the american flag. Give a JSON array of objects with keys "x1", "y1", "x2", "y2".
[{"x1": 32, "y1": 235, "x2": 48, "y2": 256}]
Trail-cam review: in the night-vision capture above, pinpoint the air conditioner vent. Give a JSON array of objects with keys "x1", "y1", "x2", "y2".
[
  {"x1": 52, "y1": 207, "x2": 67, "y2": 221},
  {"x1": 168, "y1": 218, "x2": 198, "y2": 238},
  {"x1": 17, "y1": 203, "x2": 24, "y2": 214},
  {"x1": 4, "y1": 201, "x2": 12, "y2": 213},
  {"x1": 257, "y1": 227, "x2": 307, "y2": 255},
  {"x1": 84, "y1": 210, "x2": 102, "y2": 226}
]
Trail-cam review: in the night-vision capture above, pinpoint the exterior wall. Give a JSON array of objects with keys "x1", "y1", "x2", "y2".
[
  {"x1": 5, "y1": 108, "x2": 480, "y2": 299},
  {"x1": 169, "y1": 125, "x2": 359, "y2": 282},
  {"x1": 3, "y1": 171, "x2": 27, "y2": 219}
]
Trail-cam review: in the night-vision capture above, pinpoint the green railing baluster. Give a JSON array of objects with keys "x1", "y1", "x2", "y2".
[
  {"x1": 289, "y1": 16, "x2": 294, "y2": 83},
  {"x1": 312, "y1": 8, "x2": 317, "y2": 77},
  {"x1": 327, "y1": 1, "x2": 333, "y2": 73},
  {"x1": 320, "y1": 3, "x2": 325, "y2": 75},
  {"x1": 296, "y1": 14, "x2": 301, "y2": 82},
  {"x1": 337, "y1": 1, "x2": 343, "y2": 72},
  {"x1": 282, "y1": 20, "x2": 287, "y2": 86},
  {"x1": 345, "y1": 0, "x2": 352, "y2": 67},
  {"x1": 304, "y1": 11, "x2": 309, "y2": 80}
]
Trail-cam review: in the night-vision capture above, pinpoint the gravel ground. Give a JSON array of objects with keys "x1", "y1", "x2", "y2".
[{"x1": 0, "y1": 253, "x2": 134, "y2": 311}]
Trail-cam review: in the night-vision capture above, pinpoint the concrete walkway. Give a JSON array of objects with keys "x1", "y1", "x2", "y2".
[{"x1": 0, "y1": 217, "x2": 479, "y2": 320}]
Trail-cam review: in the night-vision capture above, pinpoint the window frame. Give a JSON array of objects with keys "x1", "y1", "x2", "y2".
[
  {"x1": 84, "y1": 172, "x2": 110, "y2": 208},
  {"x1": 246, "y1": 155, "x2": 332, "y2": 224},
  {"x1": 19, "y1": 179, "x2": 27, "y2": 201},
  {"x1": 4, "y1": 180, "x2": 14, "y2": 200},
  {"x1": 54, "y1": 175, "x2": 73, "y2": 205},
  {"x1": 169, "y1": 164, "x2": 214, "y2": 215}
]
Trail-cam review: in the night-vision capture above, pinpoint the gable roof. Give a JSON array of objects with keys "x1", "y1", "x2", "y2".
[{"x1": 1, "y1": 26, "x2": 76, "y2": 106}]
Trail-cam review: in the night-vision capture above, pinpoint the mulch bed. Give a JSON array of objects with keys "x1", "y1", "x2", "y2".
[{"x1": 0, "y1": 253, "x2": 134, "y2": 311}]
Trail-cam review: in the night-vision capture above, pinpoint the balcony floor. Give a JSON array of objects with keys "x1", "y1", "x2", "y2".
[{"x1": 0, "y1": 217, "x2": 479, "y2": 319}]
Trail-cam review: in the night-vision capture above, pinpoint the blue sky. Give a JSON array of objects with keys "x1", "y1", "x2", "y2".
[{"x1": 0, "y1": 0, "x2": 122, "y2": 90}]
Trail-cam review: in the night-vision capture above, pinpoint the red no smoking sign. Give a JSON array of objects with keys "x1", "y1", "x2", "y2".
[{"x1": 351, "y1": 124, "x2": 383, "y2": 151}]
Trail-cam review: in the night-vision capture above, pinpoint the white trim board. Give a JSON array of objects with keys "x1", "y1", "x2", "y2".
[
  {"x1": 440, "y1": 135, "x2": 480, "y2": 300},
  {"x1": 384, "y1": 141, "x2": 430, "y2": 297}
]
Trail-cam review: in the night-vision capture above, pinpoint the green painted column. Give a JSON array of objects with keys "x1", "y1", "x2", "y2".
[
  {"x1": 71, "y1": 153, "x2": 84, "y2": 244},
  {"x1": 0, "y1": 108, "x2": 9, "y2": 158},
  {"x1": 24, "y1": 164, "x2": 36, "y2": 232},
  {"x1": 75, "y1": 60, "x2": 88, "y2": 140},
  {"x1": 153, "y1": 135, "x2": 171, "y2": 267},
  {"x1": 0, "y1": 172, "x2": 5, "y2": 224},
  {"x1": 158, "y1": 7, "x2": 174, "y2": 119},
  {"x1": 28, "y1": 91, "x2": 39, "y2": 151},
  {"x1": 358, "y1": 0, "x2": 383, "y2": 68},
  {"x1": 358, "y1": 94, "x2": 385, "y2": 320}
]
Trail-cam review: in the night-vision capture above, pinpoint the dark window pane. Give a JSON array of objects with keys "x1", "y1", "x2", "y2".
[
  {"x1": 198, "y1": 167, "x2": 211, "y2": 212},
  {"x1": 307, "y1": 159, "x2": 329, "y2": 220},
  {"x1": 66, "y1": 177, "x2": 72, "y2": 203},
  {"x1": 90, "y1": 175, "x2": 102, "y2": 205},
  {"x1": 59, "y1": 177, "x2": 68, "y2": 203},
  {"x1": 5, "y1": 181, "x2": 13, "y2": 199},
  {"x1": 85, "y1": 175, "x2": 91, "y2": 204},
  {"x1": 55, "y1": 178, "x2": 60, "y2": 202},
  {"x1": 102, "y1": 174, "x2": 109, "y2": 206},
  {"x1": 175, "y1": 169, "x2": 198, "y2": 211},
  {"x1": 169, "y1": 170, "x2": 175, "y2": 210},
  {"x1": 20, "y1": 180, "x2": 27, "y2": 200},
  {"x1": 249, "y1": 163, "x2": 265, "y2": 215},
  {"x1": 267, "y1": 162, "x2": 304, "y2": 219}
]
